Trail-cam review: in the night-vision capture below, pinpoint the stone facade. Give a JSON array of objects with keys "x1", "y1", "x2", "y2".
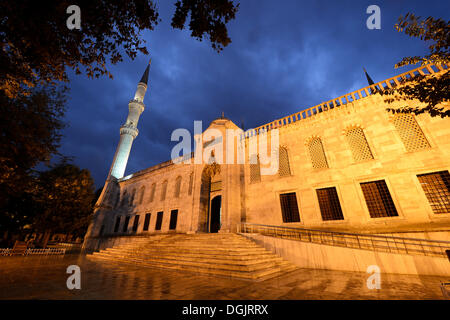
[{"x1": 83, "y1": 64, "x2": 450, "y2": 251}]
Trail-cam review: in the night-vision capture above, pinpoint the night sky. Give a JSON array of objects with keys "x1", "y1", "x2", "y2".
[{"x1": 59, "y1": 0, "x2": 449, "y2": 188}]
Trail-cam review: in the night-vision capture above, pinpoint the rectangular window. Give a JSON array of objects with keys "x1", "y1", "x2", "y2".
[
  {"x1": 316, "y1": 187, "x2": 344, "y2": 221},
  {"x1": 169, "y1": 210, "x2": 178, "y2": 230},
  {"x1": 132, "y1": 215, "x2": 140, "y2": 232},
  {"x1": 279, "y1": 193, "x2": 301, "y2": 222},
  {"x1": 122, "y1": 216, "x2": 130, "y2": 232},
  {"x1": 155, "y1": 211, "x2": 163, "y2": 231},
  {"x1": 360, "y1": 180, "x2": 398, "y2": 218},
  {"x1": 143, "y1": 213, "x2": 151, "y2": 231},
  {"x1": 417, "y1": 171, "x2": 450, "y2": 214},
  {"x1": 113, "y1": 216, "x2": 121, "y2": 233}
]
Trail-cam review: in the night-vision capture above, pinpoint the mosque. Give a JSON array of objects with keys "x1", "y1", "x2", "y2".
[{"x1": 82, "y1": 62, "x2": 450, "y2": 278}]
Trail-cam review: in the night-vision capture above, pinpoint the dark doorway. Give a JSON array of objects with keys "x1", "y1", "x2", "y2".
[{"x1": 210, "y1": 196, "x2": 221, "y2": 233}]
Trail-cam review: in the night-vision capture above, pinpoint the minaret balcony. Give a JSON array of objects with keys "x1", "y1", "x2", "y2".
[{"x1": 120, "y1": 124, "x2": 139, "y2": 138}]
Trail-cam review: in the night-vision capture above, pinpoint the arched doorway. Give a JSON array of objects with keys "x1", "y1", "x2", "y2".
[
  {"x1": 198, "y1": 162, "x2": 221, "y2": 232},
  {"x1": 210, "y1": 195, "x2": 221, "y2": 233}
]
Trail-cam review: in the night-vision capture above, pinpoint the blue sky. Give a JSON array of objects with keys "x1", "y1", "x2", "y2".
[{"x1": 58, "y1": 0, "x2": 449, "y2": 188}]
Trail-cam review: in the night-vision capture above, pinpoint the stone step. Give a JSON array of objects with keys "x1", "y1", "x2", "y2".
[
  {"x1": 93, "y1": 250, "x2": 284, "y2": 267},
  {"x1": 105, "y1": 246, "x2": 269, "y2": 256},
  {"x1": 89, "y1": 254, "x2": 296, "y2": 280},
  {"x1": 91, "y1": 252, "x2": 284, "y2": 272},
  {"x1": 98, "y1": 249, "x2": 277, "y2": 261},
  {"x1": 87, "y1": 233, "x2": 297, "y2": 280}
]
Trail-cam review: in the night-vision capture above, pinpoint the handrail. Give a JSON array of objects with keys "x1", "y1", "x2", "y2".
[
  {"x1": 239, "y1": 222, "x2": 450, "y2": 259},
  {"x1": 241, "y1": 63, "x2": 449, "y2": 139}
]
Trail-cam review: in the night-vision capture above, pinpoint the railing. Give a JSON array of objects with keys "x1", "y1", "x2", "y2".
[
  {"x1": 239, "y1": 223, "x2": 450, "y2": 259},
  {"x1": 0, "y1": 248, "x2": 11, "y2": 256},
  {"x1": 0, "y1": 248, "x2": 66, "y2": 256},
  {"x1": 25, "y1": 248, "x2": 66, "y2": 255},
  {"x1": 241, "y1": 63, "x2": 449, "y2": 139}
]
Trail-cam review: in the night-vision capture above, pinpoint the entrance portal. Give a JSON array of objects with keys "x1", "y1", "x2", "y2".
[{"x1": 210, "y1": 195, "x2": 222, "y2": 233}]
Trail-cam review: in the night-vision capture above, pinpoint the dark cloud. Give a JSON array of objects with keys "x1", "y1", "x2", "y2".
[{"x1": 58, "y1": 0, "x2": 449, "y2": 188}]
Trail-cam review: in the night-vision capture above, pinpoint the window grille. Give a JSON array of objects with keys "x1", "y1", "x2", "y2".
[
  {"x1": 250, "y1": 154, "x2": 261, "y2": 183},
  {"x1": 393, "y1": 114, "x2": 430, "y2": 152},
  {"x1": 417, "y1": 171, "x2": 450, "y2": 214},
  {"x1": 345, "y1": 127, "x2": 374, "y2": 162},
  {"x1": 278, "y1": 147, "x2": 291, "y2": 176},
  {"x1": 279, "y1": 193, "x2": 301, "y2": 222},
  {"x1": 316, "y1": 187, "x2": 344, "y2": 220},
  {"x1": 360, "y1": 180, "x2": 398, "y2": 218},
  {"x1": 308, "y1": 138, "x2": 329, "y2": 169}
]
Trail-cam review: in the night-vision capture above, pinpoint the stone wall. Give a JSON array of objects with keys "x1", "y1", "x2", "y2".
[
  {"x1": 243, "y1": 233, "x2": 450, "y2": 276},
  {"x1": 244, "y1": 93, "x2": 450, "y2": 233}
]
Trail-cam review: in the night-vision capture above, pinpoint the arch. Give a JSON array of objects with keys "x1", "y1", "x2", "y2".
[
  {"x1": 120, "y1": 190, "x2": 128, "y2": 207},
  {"x1": 114, "y1": 192, "x2": 120, "y2": 208},
  {"x1": 130, "y1": 188, "x2": 136, "y2": 206},
  {"x1": 160, "y1": 180, "x2": 168, "y2": 201},
  {"x1": 149, "y1": 183, "x2": 156, "y2": 202},
  {"x1": 307, "y1": 137, "x2": 328, "y2": 169},
  {"x1": 344, "y1": 126, "x2": 374, "y2": 162},
  {"x1": 198, "y1": 163, "x2": 221, "y2": 232},
  {"x1": 138, "y1": 186, "x2": 145, "y2": 204},
  {"x1": 392, "y1": 113, "x2": 430, "y2": 152},
  {"x1": 174, "y1": 176, "x2": 182, "y2": 198},
  {"x1": 278, "y1": 146, "x2": 291, "y2": 176}
]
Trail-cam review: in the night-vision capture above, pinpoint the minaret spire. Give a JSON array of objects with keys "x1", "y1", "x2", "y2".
[
  {"x1": 139, "y1": 59, "x2": 151, "y2": 84},
  {"x1": 363, "y1": 67, "x2": 375, "y2": 86},
  {"x1": 108, "y1": 60, "x2": 151, "y2": 179}
]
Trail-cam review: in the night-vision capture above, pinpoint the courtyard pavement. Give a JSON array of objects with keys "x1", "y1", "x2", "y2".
[{"x1": 0, "y1": 254, "x2": 447, "y2": 299}]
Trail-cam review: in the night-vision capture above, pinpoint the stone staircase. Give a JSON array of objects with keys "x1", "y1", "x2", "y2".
[{"x1": 87, "y1": 233, "x2": 297, "y2": 280}]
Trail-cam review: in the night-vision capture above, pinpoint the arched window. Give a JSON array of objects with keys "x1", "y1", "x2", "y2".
[
  {"x1": 345, "y1": 127, "x2": 374, "y2": 162},
  {"x1": 160, "y1": 180, "x2": 168, "y2": 201},
  {"x1": 174, "y1": 176, "x2": 182, "y2": 198},
  {"x1": 130, "y1": 188, "x2": 136, "y2": 206},
  {"x1": 307, "y1": 137, "x2": 328, "y2": 169},
  {"x1": 278, "y1": 147, "x2": 291, "y2": 176},
  {"x1": 120, "y1": 190, "x2": 128, "y2": 207},
  {"x1": 393, "y1": 114, "x2": 430, "y2": 152},
  {"x1": 138, "y1": 186, "x2": 145, "y2": 205},
  {"x1": 149, "y1": 183, "x2": 156, "y2": 202},
  {"x1": 249, "y1": 154, "x2": 261, "y2": 183},
  {"x1": 114, "y1": 191, "x2": 120, "y2": 208},
  {"x1": 188, "y1": 172, "x2": 194, "y2": 195}
]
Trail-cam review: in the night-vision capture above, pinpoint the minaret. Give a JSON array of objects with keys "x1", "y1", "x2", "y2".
[{"x1": 108, "y1": 60, "x2": 151, "y2": 179}]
